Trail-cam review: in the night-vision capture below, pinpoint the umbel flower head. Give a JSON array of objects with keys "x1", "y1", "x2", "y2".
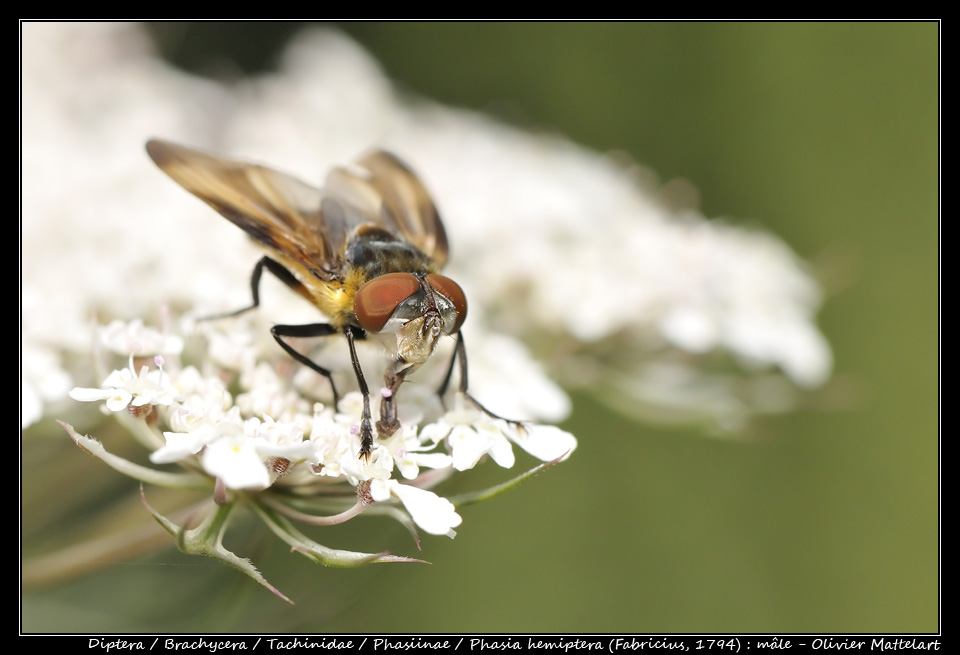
[{"x1": 63, "y1": 317, "x2": 576, "y2": 602}]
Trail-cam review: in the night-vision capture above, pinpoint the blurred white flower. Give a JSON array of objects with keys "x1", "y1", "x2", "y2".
[
  {"x1": 22, "y1": 344, "x2": 72, "y2": 428},
  {"x1": 23, "y1": 23, "x2": 830, "y2": 434},
  {"x1": 100, "y1": 318, "x2": 184, "y2": 356}
]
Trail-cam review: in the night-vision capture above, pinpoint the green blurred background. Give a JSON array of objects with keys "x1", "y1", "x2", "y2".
[{"x1": 22, "y1": 22, "x2": 938, "y2": 633}]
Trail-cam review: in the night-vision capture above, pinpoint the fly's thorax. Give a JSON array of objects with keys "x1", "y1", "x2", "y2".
[
  {"x1": 344, "y1": 225, "x2": 438, "y2": 280},
  {"x1": 353, "y1": 272, "x2": 467, "y2": 368}
]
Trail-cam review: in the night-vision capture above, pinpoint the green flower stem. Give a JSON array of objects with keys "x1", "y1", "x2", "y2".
[
  {"x1": 447, "y1": 452, "x2": 568, "y2": 506},
  {"x1": 250, "y1": 501, "x2": 425, "y2": 567},
  {"x1": 141, "y1": 490, "x2": 294, "y2": 604},
  {"x1": 258, "y1": 494, "x2": 368, "y2": 526},
  {"x1": 116, "y1": 410, "x2": 165, "y2": 452},
  {"x1": 60, "y1": 421, "x2": 211, "y2": 490}
]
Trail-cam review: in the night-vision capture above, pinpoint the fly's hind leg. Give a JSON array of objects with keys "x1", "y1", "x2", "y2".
[{"x1": 202, "y1": 256, "x2": 298, "y2": 320}]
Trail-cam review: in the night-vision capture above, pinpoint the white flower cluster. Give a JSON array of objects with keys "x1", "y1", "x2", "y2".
[{"x1": 68, "y1": 319, "x2": 576, "y2": 538}]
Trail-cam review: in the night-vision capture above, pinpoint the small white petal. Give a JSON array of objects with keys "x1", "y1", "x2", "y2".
[
  {"x1": 448, "y1": 425, "x2": 493, "y2": 471},
  {"x1": 482, "y1": 424, "x2": 516, "y2": 469},
  {"x1": 389, "y1": 482, "x2": 463, "y2": 537},
  {"x1": 394, "y1": 456, "x2": 420, "y2": 480},
  {"x1": 203, "y1": 436, "x2": 271, "y2": 490},
  {"x1": 151, "y1": 428, "x2": 214, "y2": 464},
  {"x1": 22, "y1": 383, "x2": 44, "y2": 429},
  {"x1": 509, "y1": 424, "x2": 577, "y2": 462},
  {"x1": 68, "y1": 387, "x2": 111, "y2": 402},
  {"x1": 419, "y1": 422, "x2": 451, "y2": 446},
  {"x1": 256, "y1": 439, "x2": 316, "y2": 460},
  {"x1": 408, "y1": 452, "x2": 454, "y2": 470},
  {"x1": 105, "y1": 390, "x2": 133, "y2": 412},
  {"x1": 369, "y1": 479, "x2": 393, "y2": 503},
  {"x1": 102, "y1": 368, "x2": 134, "y2": 388},
  {"x1": 129, "y1": 394, "x2": 152, "y2": 407}
]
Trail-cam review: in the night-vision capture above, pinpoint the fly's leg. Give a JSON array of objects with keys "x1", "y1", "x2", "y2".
[
  {"x1": 270, "y1": 323, "x2": 342, "y2": 409},
  {"x1": 203, "y1": 256, "x2": 302, "y2": 320},
  {"x1": 344, "y1": 326, "x2": 375, "y2": 461},
  {"x1": 436, "y1": 334, "x2": 458, "y2": 401},
  {"x1": 438, "y1": 332, "x2": 527, "y2": 433},
  {"x1": 377, "y1": 364, "x2": 409, "y2": 437},
  {"x1": 203, "y1": 256, "x2": 344, "y2": 409}
]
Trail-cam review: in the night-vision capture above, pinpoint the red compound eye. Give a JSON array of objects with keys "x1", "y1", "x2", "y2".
[
  {"x1": 354, "y1": 273, "x2": 420, "y2": 333},
  {"x1": 426, "y1": 274, "x2": 467, "y2": 334}
]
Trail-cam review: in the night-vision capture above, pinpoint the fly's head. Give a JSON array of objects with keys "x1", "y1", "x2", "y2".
[{"x1": 354, "y1": 272, "x2": 467, "y2": 372}]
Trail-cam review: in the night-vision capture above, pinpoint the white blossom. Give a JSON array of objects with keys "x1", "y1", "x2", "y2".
[
  {"x1": 203, "y1": 434, "x2": 272, "y2": 490},
  {"x1": 69, "y1": 357, "x2": 177, "y2": 412},
  {"x1": 370, "y1": 479, "x2": 463, "y2": 537},
  {"x1": 151, "y1": 425, "x2": 218, "y2": 464},
  {"x1": 100, "y1": 318, "x2": 184, "y2": 357}
]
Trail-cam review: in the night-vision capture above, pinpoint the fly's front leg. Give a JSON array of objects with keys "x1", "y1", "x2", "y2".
[
  {"x1": 436, "y1": 333, "x2": 459, "y2": 404},
  {"x1": 377, "y1": 363, "x2": 409, "y2": 437},
  {"x1": 344, "y1": 326, "x2": 376, "y2": 461},
  {"x1": 271, "y1": 323, "x2": 342, "y2": 409},
  {"x1": 442, "y1": 331, "x2": 527, "y2": 432}
]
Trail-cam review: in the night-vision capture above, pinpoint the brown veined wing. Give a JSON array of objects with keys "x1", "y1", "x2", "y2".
[
  {"x1": 145, "y1": 139, "x2": 345, "y2": 283},
  {"x1": 322, "y1": 150, "x2": 450, "y2": 268},
  {"x1": 147, "y1": 140, "x2": 450, "y2": 279}
]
